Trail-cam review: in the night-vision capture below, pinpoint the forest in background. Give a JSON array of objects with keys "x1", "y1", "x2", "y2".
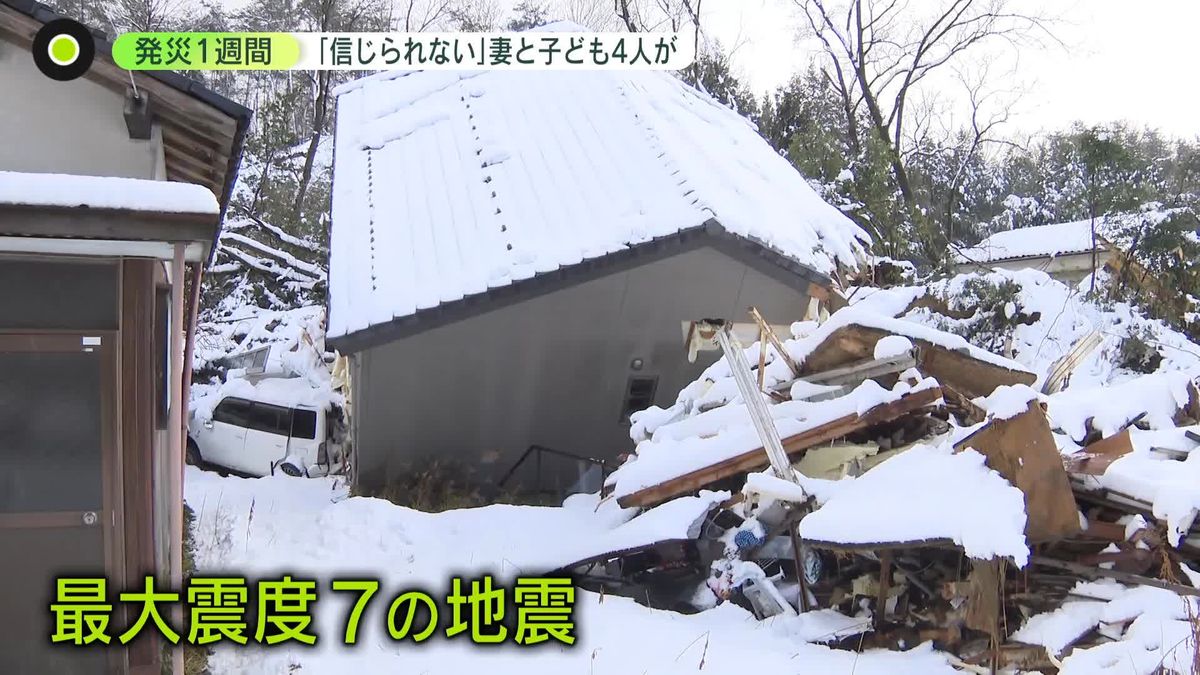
[{"x1": 46, "y1": 0, "x2": 1200, "y2": 337}]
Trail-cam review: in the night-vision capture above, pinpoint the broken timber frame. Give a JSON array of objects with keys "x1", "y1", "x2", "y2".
[{"x1": 617, "y1": 385, "x2": 943, "y2": 508}]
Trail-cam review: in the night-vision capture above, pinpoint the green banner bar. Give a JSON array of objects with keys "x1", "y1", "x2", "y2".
[{"x1": 112, "y1": 33, "x2": 300, "y2": 70}]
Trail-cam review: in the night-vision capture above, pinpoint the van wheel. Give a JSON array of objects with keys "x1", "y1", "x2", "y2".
[
  {"x1": 186, "y1": 440, "x2": 202, "y2": 467},
  {"x1": 279, "y1": 462, "x2": 303, "y2": 477}
]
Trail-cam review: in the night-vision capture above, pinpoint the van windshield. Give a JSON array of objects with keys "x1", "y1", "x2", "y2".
[{"x1": 291, "y1": 409, "x2": 317, "y2": 440}]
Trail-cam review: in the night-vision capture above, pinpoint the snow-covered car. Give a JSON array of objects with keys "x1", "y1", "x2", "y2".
[{"x1": 188, "y1": 392, "x2": 346, "y2": 478}]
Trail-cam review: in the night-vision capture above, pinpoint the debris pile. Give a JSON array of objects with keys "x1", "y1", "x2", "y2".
[{"x1": 556, "y1": 298, "x2": 1200, "y2": 672}]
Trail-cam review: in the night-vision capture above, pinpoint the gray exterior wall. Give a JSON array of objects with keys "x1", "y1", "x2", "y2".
[
  {"x1": 353, "y1": 245, "x2": 814, "y2": 493},
  {"x1": 0, "y1": 34, "x2": 160, "y2": 178},
  {"x1": 954, "y1": 249, "x2": 1115, "y2": 287}
]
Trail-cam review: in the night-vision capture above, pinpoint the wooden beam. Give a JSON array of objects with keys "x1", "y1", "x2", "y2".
[
  {"x1": 799, "y1": 323, "x2": 1035, "y2": 399},
  {"x1": 616, "y1": 386, "x2": 943, "y2": 508},
  {"x1": 161, "y1": 119, "x2": 232, "y2": 166},
  {"x1": 1030, "y1": 555, "x2": 1200, "y2": 597},
  {"x1": 874, "y1": 550, "x2": 893, "y2": 629},
  {"x1": 0, "y1": 205, "x2": 217, "y2": 243},
  {"x1": 165, "y1": 165, "x2": 222, "y2": 197},
  {"x1": 163, "y1": 144, "x2": 223, "y2": 187}
]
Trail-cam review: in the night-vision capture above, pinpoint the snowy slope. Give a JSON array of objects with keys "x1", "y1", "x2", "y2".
[
  {"x1": 851, "y1": 268, "x2": 1200, "y2": 390},
  {"x1": 328, "y1": 66, "x2": 870, "y2": 338}
]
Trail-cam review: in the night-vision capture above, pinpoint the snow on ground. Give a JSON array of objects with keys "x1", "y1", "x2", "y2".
[{"x1": 185, "y1": 467, "x2": 960, "y2": 674}]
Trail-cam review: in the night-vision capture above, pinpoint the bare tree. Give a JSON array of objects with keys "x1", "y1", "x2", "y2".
[
  {"x1": 398, "y1": 0, "x2": 456, "y2": 30},
  {"x1": 795, "y1": 0, "x2": 1056, "y2": 242},
  {"x1": 447, "y1": 0, "x2": 503, "y2": 30},
  {"x1": 555, "y1": 0, "x2": 621, "y2": 29}
]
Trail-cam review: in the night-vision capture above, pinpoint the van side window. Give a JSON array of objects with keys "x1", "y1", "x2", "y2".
[
  {"x1": 213, "y1": 398, "x2": 252, "y2": 427},
  {"x1": 247, "y1": 403, "x2": 291, "y2": 436},
  {"x1": 291, "y1": 409, "x2": 317, "y2": 440}
]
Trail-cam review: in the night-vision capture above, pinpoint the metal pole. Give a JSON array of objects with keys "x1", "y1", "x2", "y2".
[
  {"x1": 714, "y1": 322, "x2": 813, "y2": 614},
  {"x1": 714, "y1": 324, "x2": 793, "y2": 480},
  {"x1": 167, "y1": 244, "x2": 185, "y2": 675}
]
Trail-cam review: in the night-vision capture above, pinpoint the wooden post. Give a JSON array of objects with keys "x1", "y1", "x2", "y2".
[
  {"x1": 167, "y1": 244, "x2": 185, "y2": 675},
  {"x1": 874, "y1": 550, "x2": 893, "y2": 629},
  {"x1": 789, "y1": 526, "x2": 812, "y2": 612}
]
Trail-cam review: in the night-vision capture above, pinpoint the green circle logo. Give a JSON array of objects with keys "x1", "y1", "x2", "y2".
[
  {"x1": 32, "y1": 18, "x2": 95, "y2": 81},
  {"x1": 48, "y1": 34, "x2": 79, "y2": 66}
]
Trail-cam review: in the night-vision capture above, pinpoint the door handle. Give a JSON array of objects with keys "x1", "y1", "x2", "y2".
[{"x1": 82, "y1": 511, "x2": 98, "y2": 526}]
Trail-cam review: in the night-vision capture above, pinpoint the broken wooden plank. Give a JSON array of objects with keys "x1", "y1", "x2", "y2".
[
  {"x1": 1063, "y1": 428, "x2": 1134, "y2": 475},
  {"x1": 805, "y1": 351, "x2": 917, "y2": 388},
  {"x1": 801, "y1": 536, "x2": 958, "y2": 552},
  {"x1": 1029, "y1": 555, "x2": 1200, "y2": 597},
  {"x1": 955, "y1": 401, "x2": 1081, "y2": 542},
  {"x1": 749, "y1": 306, "x2": 800, "y2": 376},
  {"x1": 941, "y1": 382, "x2": 987, "y2": 425},
  {"x1": 617, "y1": 386, "x2": 944, "y2": 508},
  {"x1": 809, "y1": 352, "x2": 916, "y2": 386},
  {"x1": 874, "y1": 550, "x2": 893, "y2": 629},
  {"x1": 798, "y1": 323, "x2": 1035, "y2": 399}
]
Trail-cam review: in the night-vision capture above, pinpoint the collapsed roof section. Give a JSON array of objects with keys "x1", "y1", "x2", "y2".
[
  {"x1": 565, "y1": 296, "x2": 1200, "y2": 668},
  {"x1": 328, "y1": 66, "x2": 870, "y2": 345}
]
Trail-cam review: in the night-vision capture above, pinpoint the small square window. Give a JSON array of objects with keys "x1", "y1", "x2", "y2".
[{"x1": 620, "y1": 375, "x2": 659, "y2": 423}]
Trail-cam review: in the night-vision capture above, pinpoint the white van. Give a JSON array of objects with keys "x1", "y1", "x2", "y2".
[{"x1": 188, "y1": 395, "x2": 346, "y2": 477}]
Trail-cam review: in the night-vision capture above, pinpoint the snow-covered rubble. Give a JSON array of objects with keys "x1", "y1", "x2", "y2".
[
  {"x1": 182, "y1": 265, "x2": 1200, "y2": 673},
  {"x1": 794, "y1": 444, "x2": 1031, "y2": 564},
  {"x1": 186, "y1": 468, "x2": 960, "y2": 674},
  {"x1": 191, "y1": 304, "x2": 342, "y2": 424}
]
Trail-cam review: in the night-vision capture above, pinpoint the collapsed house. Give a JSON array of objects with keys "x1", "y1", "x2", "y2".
[{"x1": 553, "y1": 300, "x2": 1200, "y2": 673}]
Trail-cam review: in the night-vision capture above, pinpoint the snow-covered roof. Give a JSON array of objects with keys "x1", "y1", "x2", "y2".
[
  {"x1": 328, "y1": 67, "x2": 870, "y2": 340},
  {"x1": 0, "y1": 171, "x2": 220, "y2": 215},
  {"x1": 954, "y1": 220, "x2": 1107, "y2": 265}
]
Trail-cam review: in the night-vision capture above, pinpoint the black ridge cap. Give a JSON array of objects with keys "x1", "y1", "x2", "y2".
[
  {"x1": 326, "y1": 218, "x2": 835, "y2": 355},
  {"x1": 1, "y1": 0, "x2": 252, "y2": 256}
]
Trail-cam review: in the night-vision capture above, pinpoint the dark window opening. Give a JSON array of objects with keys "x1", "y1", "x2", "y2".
[
  {"x1": 291, "y1": 409, "x2": 317, "y2": 440},
  {"x1": 620, "y1": 376, "x2": 659, "y2": 423}
]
